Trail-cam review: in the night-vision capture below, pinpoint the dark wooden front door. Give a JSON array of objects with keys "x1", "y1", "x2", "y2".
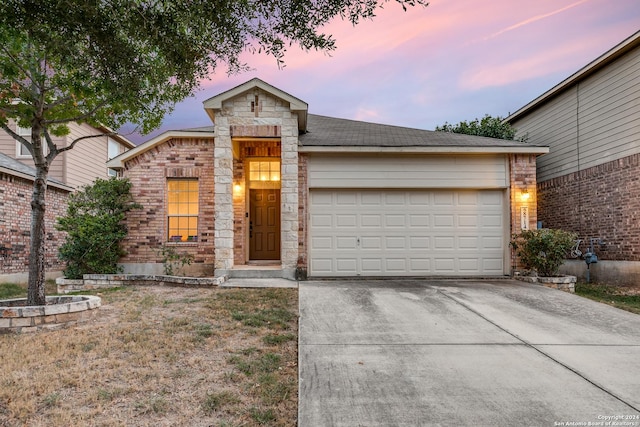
[{"x1": 250, "y1": 189, "x2": 281, "y2": 260}]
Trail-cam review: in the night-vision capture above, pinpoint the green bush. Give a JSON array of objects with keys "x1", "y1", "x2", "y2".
[
  {"x1": 56, "y1": 177, "x2": 141, "y2": 279},
  {"x1": 511, "y1": 228, "x2": 577, "y2": 277}
]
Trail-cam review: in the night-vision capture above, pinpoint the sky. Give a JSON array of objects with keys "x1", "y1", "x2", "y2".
[{"x1": 121, "y1": 0, "x2": 640, "y2": 144}]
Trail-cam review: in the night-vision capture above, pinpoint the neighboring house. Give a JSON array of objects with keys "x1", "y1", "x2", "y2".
[
  {"x1": 0, "y1": 121, "x2": 135, "y2": 189},
  {"x1": 0, "y1": 153, "x2": 73, "y2": 282},
  {"x1": 0, "y1": 121, "x2": 135, "y2": 282},
  {"x1": 505, "y1": 30, "x2": 640, "y2": 283},
  {"x1": 107, "y1": 78, "x2": 547, "y2": 279}
]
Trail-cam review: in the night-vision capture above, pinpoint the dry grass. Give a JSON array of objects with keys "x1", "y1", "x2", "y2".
[{"x1": 0, "y1": 285, "x2": 298, "y2": 426}]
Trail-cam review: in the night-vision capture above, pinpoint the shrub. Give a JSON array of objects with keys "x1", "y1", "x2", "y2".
[
  {"x1": 157, "y1": 245, "x2": 194, "y2": 276},
  {"x1": 511, "y1": 228, "x2": 577, "y2": 277},
  {"x1": 56, "y1": 177, "x2": 141, "y2": 279}
]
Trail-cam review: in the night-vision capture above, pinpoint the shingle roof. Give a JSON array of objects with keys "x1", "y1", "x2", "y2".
[
  {"x1": 300, "y1": 114, "x2": 545, "y2": 148},
  {"x1": 0, "y1": 152, "x2": 68, "y2": 187}
]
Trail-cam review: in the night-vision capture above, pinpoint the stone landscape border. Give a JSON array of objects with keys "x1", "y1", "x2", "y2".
[
  {"x1": 56, "y1": 274, "x2": 228, "y2": 294},
  {"x1": 0, "y1": 295, "x2": 101, "y2": 333},
  {"x1": 513, "y1": 274, "x2": 577, "y2": 293}
]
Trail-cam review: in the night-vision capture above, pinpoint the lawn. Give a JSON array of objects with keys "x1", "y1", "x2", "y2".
[
  {"x1": 575, "y1": 281, "x2": 640, "y2": 315},
  {"x1": 0, "y1": 283, "x2": 298, "y2": 426}
]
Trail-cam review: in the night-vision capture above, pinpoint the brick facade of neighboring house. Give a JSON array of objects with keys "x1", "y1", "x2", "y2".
[
  {"x1": 0, "y1": 121, "x2": 135, "y2": 283},
  {"x1": 537, "y1": 154, "x2": 640, "y2": 261},
  {"x1": 108, "y1": 78, "x2": 547, "y2": 280},
  {"x1": 0, "y1": 164, "x2": 71, "y2": 281},
  {"x1": 506, "y1": 30, "x2": 640, "y2": 283}
]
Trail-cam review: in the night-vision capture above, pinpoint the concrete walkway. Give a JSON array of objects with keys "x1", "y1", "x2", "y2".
[{"x1": 298, "y1": 279, "x2": 640, "y2": 426}]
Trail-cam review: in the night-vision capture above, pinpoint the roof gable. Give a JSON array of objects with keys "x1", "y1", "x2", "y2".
[{"x1": 203, "y1": 78, "x2": 308, "y2": 131}]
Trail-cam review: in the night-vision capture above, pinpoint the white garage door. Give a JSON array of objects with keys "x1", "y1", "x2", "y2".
[{"x1": 309, "y1": 189, "x2": 506, "y2": 277}]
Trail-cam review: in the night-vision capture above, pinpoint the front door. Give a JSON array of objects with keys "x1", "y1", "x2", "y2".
[{"x1": 249, "y1": 189, "x2": 281, "y2": 260}]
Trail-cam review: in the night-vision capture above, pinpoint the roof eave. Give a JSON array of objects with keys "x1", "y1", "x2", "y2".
[
  {"x1": 106, "y1": 130, "x2": 215, "y2": 169},
  {"x1": 298, "y1": 146, "x2": 549, "y2": 154},
  {"x1": 0, "y1": 166, "x2": 74, "y2": 192}
]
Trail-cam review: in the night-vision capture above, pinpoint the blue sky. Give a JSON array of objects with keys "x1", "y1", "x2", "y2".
[{"x1": 121, "y1": 0, "x2": 640, "y2": 144}]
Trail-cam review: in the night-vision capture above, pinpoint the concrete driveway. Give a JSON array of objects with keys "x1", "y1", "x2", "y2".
[{"x1": 298, "y1": 279, "x2": 640, "y2": 426}]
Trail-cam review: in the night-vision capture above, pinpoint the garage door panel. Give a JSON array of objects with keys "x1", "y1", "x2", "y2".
[
  {"x1": 309, "y1": 189, "x2": 505, "y2": 277},
  {"x1": 361, "y1": 214, "x2": 382, "y2": 227},
  {"x1": 361, "y1": 236, "x2": 382, "y2": 249},
  {"x1": 410, "y1": 236, "x2": 430, "y2": 249},
  {"x1": 459, "y1": 258, "x2": 480, "y2": 271},
  {"x1": 335, "y1": 258, "x2": 358, "y2": 274},
  {"x1": 385, "y1": 215, "x2": 407, "y2": 227},
  {"x1": 409, "y1": 214, "x2": 429, "y2": 227}
]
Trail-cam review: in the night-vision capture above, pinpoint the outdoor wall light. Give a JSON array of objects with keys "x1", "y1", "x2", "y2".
[
  {"x1": 520, "y1": 189, "x2": 530, "y2": 201},
  {"x1": 233, "y1": 183, "x2": 242, "y2": 194}
]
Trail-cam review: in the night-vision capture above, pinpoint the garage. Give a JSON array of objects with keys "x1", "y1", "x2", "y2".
[
  {"x1": 309, "y1": 189, "x2": 506, "y2": 277},
  {"x1": 306, "y1": 154, "x2": 510, "y2": 277}
]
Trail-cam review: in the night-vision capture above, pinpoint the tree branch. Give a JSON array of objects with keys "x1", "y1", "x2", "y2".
[
  {"x1": 57, "y1": 131, "x2": 117, "y2": 155},
  {"x1": 44, "y1": 100, "x2": 110, "y2": 125}
]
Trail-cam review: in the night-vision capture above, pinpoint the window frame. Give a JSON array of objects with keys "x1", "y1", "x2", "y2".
[
  {"x1": 15, "y1": 125, "x2": 32, "y2": 158},
  {"x1": 166, "y1": 178, "x2": 199, "y2": 243}
]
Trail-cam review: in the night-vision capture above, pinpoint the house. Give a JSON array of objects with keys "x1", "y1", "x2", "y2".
[
  {"x1": 0, "y1": 122, "x2": 135, "y2": 282},
  {"x1": 0, "y1": 153, "x2": 72, "y2": 282},
  {"x1": 505, "y1": 30, "x2": 640, "y2": 284},
  {"x1": 0, "y1": 121, "x2": 135, "y2": 189},
  {"x1": 107, "y1": 78, "x2": 547, "y2": 280}
]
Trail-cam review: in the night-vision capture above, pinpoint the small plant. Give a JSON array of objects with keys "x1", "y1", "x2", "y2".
[
  {"x1": 157, "y1": 245, "x2": 194, "y2": 276},
  {"x1": 511, "y1": 228, "x2": 577, "y2": 277}
]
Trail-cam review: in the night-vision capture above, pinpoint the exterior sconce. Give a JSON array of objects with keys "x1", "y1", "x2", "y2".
[
  {"x1": 233, "y1": 183, "x2": 242, "y2": 195},
  {"x1": 520, "y1": 189, "x2": 530, "y2": 202}
]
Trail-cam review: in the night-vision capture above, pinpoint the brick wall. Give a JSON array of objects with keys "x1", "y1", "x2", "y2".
[
  {"x1": 297, "y1": 154, "x2": 308, "y2": 278},
  {"x1": 538, "y1": 153, "x2": 640, "y2": 261},
  {"x1": 509, "y1": 154, "x2": 538, "y2": 270},
  {"x1": 120, "y1": 138, "x2": 216, "y2": 275},
  {"x1": 0, "y1": 172, "x2": 69, "y2": 276}
]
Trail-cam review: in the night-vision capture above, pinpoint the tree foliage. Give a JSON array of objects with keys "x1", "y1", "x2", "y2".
[
  {"x1": 511, "y1": 229, "x2": 577, "y2": 277},
  {"x1": 0, "y1": 0, "x2": 427, "y2": 304},
  {"x1": 56, "y1": 178, "x2": 141, "y2": 279},
  {"x1": 435, "y1": 115, "x2": 526, "y2": 141}
]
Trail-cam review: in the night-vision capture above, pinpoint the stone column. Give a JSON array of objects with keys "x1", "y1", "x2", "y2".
[
  {"x1": 280, "y1": 117, "x2": 299, "y2": 279},
  {"x1": 213, "y1": 117, "x2": 234, "y2": 276}
]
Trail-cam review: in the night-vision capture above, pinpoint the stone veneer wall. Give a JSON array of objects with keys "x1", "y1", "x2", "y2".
[
  {"x1": 538, "y1": 153, "x2": 640, "y2": 262},
  {"x1": 214, "y1": 89, "x2": 299, "y2": 278},
  {"x1": 509, "y1": 154, "x2": 538, "y2": 271},
  {"x1": 120, "y1": 138, "x2": 215, "y2": 276},
  {"x1": 0, "y1": 172, "x2": 69, "y2": 280}
]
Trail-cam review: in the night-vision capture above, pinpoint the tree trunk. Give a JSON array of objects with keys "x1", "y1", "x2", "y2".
[{"x1": 27, "y1": 167, "x2": 48, "y2": 306}]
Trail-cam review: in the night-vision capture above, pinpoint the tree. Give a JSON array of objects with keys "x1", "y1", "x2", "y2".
[
  {"x1": 0, "y1": 0, "x2": 427, "y2": 305},
  {"x1": 435, "y1": 115, "x2": 526, "y2": 141},
  {"x1": 56, "y1": 178, "x2": 141, "y2": 279}
]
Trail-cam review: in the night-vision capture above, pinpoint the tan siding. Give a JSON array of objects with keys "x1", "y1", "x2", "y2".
[
  {"x1": 0, "y1": 124, "x2": 19, "y2": 158},
  {"x1": 307, "y1": 154, "x2": 508, "y2": 188},
  {"x1": 513, "y1": 46, "x2": 640, "y2": 182},
  {"x1": 64, "y1": 123, "x2": 109, "y2": 189},
  {"x1": 578, "y1": 49, "x2": 640, "y2": 168},
  {"x1": 0, "y1": 120, "x2": 65, "y2": 181},
  {"x1": 513, "y1": 88, "x2": 579, "y2": 182}
]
